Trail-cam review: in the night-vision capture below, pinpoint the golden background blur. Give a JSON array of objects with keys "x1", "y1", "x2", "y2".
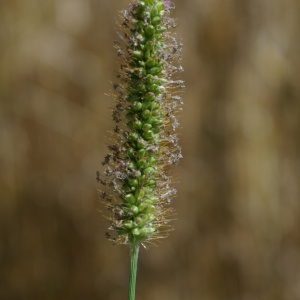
[{"x1": 1, "y1": 0, "x2": 300, "y2": 299}]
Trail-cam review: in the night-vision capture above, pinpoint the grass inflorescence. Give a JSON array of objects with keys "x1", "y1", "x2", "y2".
[{"x1": 99, "y1": 0, "x2": 183, "y2": 247}]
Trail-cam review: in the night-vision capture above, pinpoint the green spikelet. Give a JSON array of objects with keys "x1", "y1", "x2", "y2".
[{"x1": 99, "y1": 0, "x2": 183, "y2": 246}]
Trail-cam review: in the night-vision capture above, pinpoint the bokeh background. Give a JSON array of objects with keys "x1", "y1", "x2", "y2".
[{"x1": 1, "y1": 0, "x2": 300, "y2": 299}]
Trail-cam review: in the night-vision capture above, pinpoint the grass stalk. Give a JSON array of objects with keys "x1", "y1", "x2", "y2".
[{"x1": 128, "y1": 242, "x2": 140, "y2": 300}]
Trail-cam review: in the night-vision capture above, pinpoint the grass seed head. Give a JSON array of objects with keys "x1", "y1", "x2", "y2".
[{"x1": 100, "y1": 0, "x2": 183, "y2": 246}]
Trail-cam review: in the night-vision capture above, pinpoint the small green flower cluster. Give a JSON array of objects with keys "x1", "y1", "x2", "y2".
[{"x1": 99, "y1": 0, "x2": 183, "y2": 245}]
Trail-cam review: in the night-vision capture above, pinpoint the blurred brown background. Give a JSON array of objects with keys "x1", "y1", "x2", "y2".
[{"x1": 1, "y1": 0, "x2": 300, "y2": 299}]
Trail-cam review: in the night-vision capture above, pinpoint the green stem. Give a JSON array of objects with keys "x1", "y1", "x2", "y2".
[{"x1": 128, "y1": 242, "x2": 140, "y2": 300}]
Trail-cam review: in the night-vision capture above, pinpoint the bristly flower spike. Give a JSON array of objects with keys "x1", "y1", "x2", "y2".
[
  {"x1": 100, "y1": 0, "x2": 183, "y2": 247},
  {"x1": 99, "y1": 1, "x2": 183, "y2": 297}
]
